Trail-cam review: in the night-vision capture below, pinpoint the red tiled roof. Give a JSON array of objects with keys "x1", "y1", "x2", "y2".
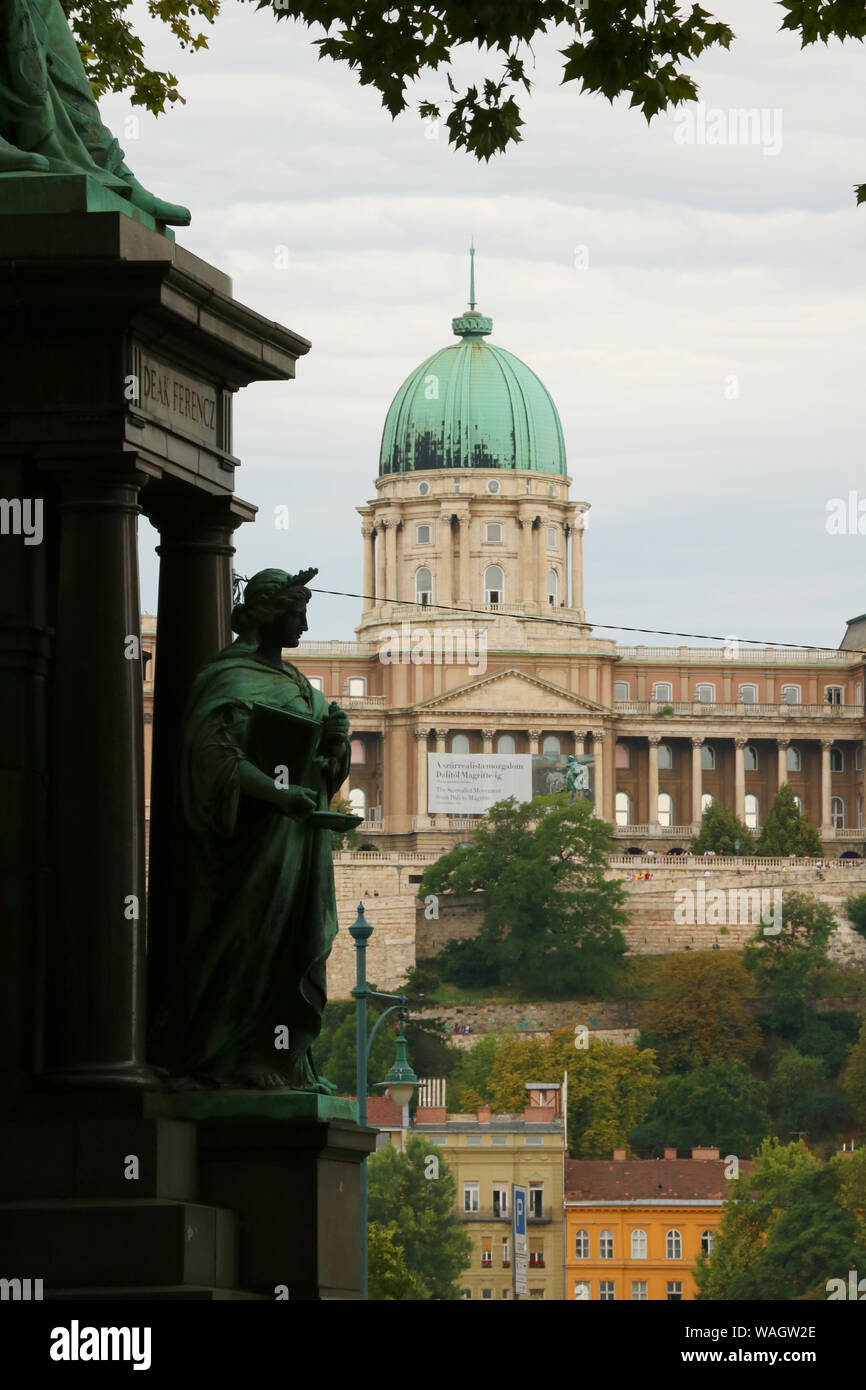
[{"x1": 565, "y1": 1157, "x2": 751, "y2": 1202}]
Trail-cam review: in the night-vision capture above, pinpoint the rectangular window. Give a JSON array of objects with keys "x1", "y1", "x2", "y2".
[
  {"x1": 525, "y1": 1135, "x2": 543, "y2": 1146},
  {"x1": 528, "y1": 1185, "x2": 543, "y2": 1218},
  {"x1": 502, "y1": 1288, "x2": 509, "y2": 1299},
  {"x1": 308, "y1": 675, "x2": 323, "y2": 692},
  {"x1": 666, "y1": 1282, "x2": 683, "y2": 1301},
  {"x1": 547, "y1": 525, "x2": 556, "y2": 548},
  {"x1": 416, "y1": 524, "x2": 431, "y2": 544},
  {"x1": 632, "y1": 1281, "x2": 648, "y2": 1301},
  {"x1": 481, "y1": 1237, "x2": 492, "y2": 1267},
  {"x1": 696, "y1": 683, "x2": 715, "y2": 704},
  {"x1": 599, "y1": 1281, "x2": 615, "y2": 1301},
  {"x1": 529, "y1": 1238, "x2": 544, "y2": 1268},
  {"x1": 482, "y1": 1288, "x2": 493, "y2": 1300},
  {"x1": 857, "y1": 746, "x2": 864, "y2": 772},
  {"x1": 463, "y1": 1183, "x2": 479, "y2": 1213},
  {"x1": 491, "y1": 1135, "x2": 507, "y2": 1146},
  {"x1": 461, "y1": 1288, "x2": 471, "y2": 1300},
  {"x1": 652, "y1": 682, "x2": 672, "y2": 702},
  {"x1": 347, "y1": 677, "x2": 366, "y2": 697},
  {"x1": 738, "y1": 684, "x2": 757, "y2": 703},
  {"x1": 501, "y1": 1237, "x2": 510, "y2": 1265},
  {"x1": 781, "y1": 685, "x2": 801, "y2": 705},
  {"x1": 492, "y1": 1187, "x2": 509, "y2": 1218},
  {"x1": 825, "y1": 686, "x2": 843, "y2": 705},
  {"x1": 466, "y1": 1135, "x2": 482, "y2": 1146},
  {"x1": 485, "y1": 522, "x2": 502, "y2": 543},
  {"x1": 614, "y1": 681, "x2": 629, "y2": 701}
]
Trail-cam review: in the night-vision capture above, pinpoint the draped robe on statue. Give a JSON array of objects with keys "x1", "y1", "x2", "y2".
[{"x1": 153, "y1": 643, "x2": 349, "y2": 1089}]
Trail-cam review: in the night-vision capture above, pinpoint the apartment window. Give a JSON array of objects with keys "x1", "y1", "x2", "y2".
[
  {"x1": 348, "y1": 788, "x2": 366, "y2": 818},
  {"x1": 701, "y1": 793, "x2": 714, "y2": 814},
  {"x1": 528, "y1": 1185, "x2": 544, "y2": 1218},
  {"x1": 501, "y1": 1289, "x2": 509, "y2": 1299},
  {"x1": 416, "y1": 524, "x2": 432, "y2": 544},
  {"x1": 484, "y1": 565, "x2": 504, "y2": 605},
  {"x1": 787, "y1": 745, "x2": 802, "y2": 772},
  {"x1": 482, "y1": 1288, "x2": 493, "y2": 1299},
  {"x1": 631, "y1": 1229, "x2": 647, "y2": 1259},
  {"x1": 857, "y1": 745, "x2": 863, "y2": 771},
  {"x1": 745, "y1": 794, "x2": 759, "y2": 830},
  {"x1": 825, "y1": 686, "x2": 843, "y2": 706},
  {"x1": 491, "y1": 1135, "x2": 507, "y2": 1146},
  {"x1": 794, "y1": 795, "x2": 803, "y2": 813},
  {"x1": 739, "y1": 684, "x2": 757, "y2": 703},
  {"x1": 631, "y1": 1281, "x2": 648, "y2": 1301},
  {"x1": 599, "y1": 1230, "x2": 614, "y2": 1260},
  {"x1": 615, "y1": 791, "x2": 631, "y2": 827},
  {"x1": 658, "y1": 742, "x2": 673, "y2": 770},
  {"x1": 832, "y1": 796, "x2": 845, "y2": 830},
  {"x1": 696, "y1": 683, "x2": 715, "y2": 704},
  {"x1": 492, "y1": 1187, "x2": 509, "y2": 1218},
  {"x1": 529, "y1": 1289, "x2": 545, "y2": 1300},
  {"x1": 461, "y1": 1288, "x2": 471, "y2": 1300},
  {"x1": 525, "y1": 1135, "x2": 543, "y2": 1146},
  {"x1": 463, "y1": 1183, "x2": 479, "y2": 1214},
  {"x1": 451, "y1": 733, "x2": 470, "y2": 754},
  {"x1": 701, "y1": 1230, "x2": 715, "y2": 1256},
  {"x1": 497, "y1": 733, "x2": 516, "y2": 754},
  {"x1": 546, "y1": 570, "x2": 558, "y2": 606},
  {"x1": 529, "y1": 1239, "x2": 544, "y2": 1268},
  {"x1": 701, "y1": 744, "x2": 716, "y2": 771},
  {"x1": 574, "y1": 1229, "x2": 589, "y2": 1259},
  {"x1": 481, "y1": 1238, "x2": 492, "y2": 1267},
  {"x1": 347, "y1": 677, "x2": 366, "y2": 697},
  {"x1": 666, "y1": 1230, "x2": 682, "y2": 1260},
  {"x1": 466, "y1": 1135, "x2": 482, "y2": 1146},
  {"x1": 667, "y1": 1282, "x2": 683, "y2": 1301},
  {"x1": 599, "y1": 1281, "x2": 615, "y2": 1301},
  {"x1": 744, "y1": 744, "x2": 759, "y2": 771},
  {"x1": 615, "y1": 741, "x2": 630, "y2": 769},
  {"x1": 658, "y1": 792, "x2": 674, "y2": 827},
  {"x1": 453, "y1": 478, "x2": 460, "y2": 493},
  {"x1": 652, "y1": 682, "x2": 673, "y2": 702},
  {"x1": 415, "y1": 566, "x2": 433, "y2": 606},
  {"x1": 573, "y1": 1281, "x2": 590, "y2": 1301},
  {"x1": 614, "y1": 681, "x2": 629, "y2": 701},
  {"x1": 547, "y1": 525, "x2": 557, "y2": 548},
  {"x1": 485, "y1": 522, "x2": 502, "y2": 543},
  {"x1": 781, "y1": 685, "x2": 801, "y2": 705},
  {"x1": 831, "y1": 746, "x2": 844, "y2": 772},
  {"x1": 308, "y1": 675, "x2": 323, "y2": 692},
  {"x1": 542, "y1": 735, "x2": 561, "y2": 756},
  {"x1": 501, "y1": 1237, "x2": 510, "y2": 1265}
]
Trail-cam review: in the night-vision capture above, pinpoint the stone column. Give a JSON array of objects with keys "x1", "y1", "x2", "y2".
[
  {"x1": 734, "y1": 737, "x2": 747, "y2": 823},
  {"x1": 361, "y1": 523, "x2": 375, "y2": 610},
  {"x1": 439, "y1": 509, "x2": 453, "y2": 611},
  {"x1": 519, "y1": 510, "x2": 534, "y2": 604},
  {"x1": 435, "y1": 727, "x2": 448, "y2": 754},
  {"x1": 691, "y1": 737, "x2": 704, "y2": 827},
  {"x1": 777, "y1": 737, "x2": 789, "y2": 793},
  {"x1": 47, "y1": 471, "x2": 154, "y2": 1087},
  {"x1": 528, "y1": 729, "x2": 541, "y2": 755},
  {"x1": 385, "y1": 511, "x2": 399, "y2": 603},
  {"x1": 482, "y1": 727, "x2": 495, "y2": 754},
  {"x1": 376, "y1": 522, "x2": 387, "y2": 606},
  {"x1": 415, "y1": 727, "x2": 431, "y2": 822},
  {"x1": 821, "y1": 739, "x2": 833, "y2": 828},
  {"x1": 144, "y1": 492, "x2": 249, "y2": 1043},
  {"x1": 590, "y1": 730, "x2": 606, "y2": 818},
  {"x1": 574, "y1": 733, "x2": 585, "y2": 756},
  {"x1": 535, "y1": 517, "x2": 546, "y2": 606},
  {"x1": 648, "y1": 735, "x2": 660, "y2": 826},
  {"x1": 456, "y1": 509, "x2": 471, "y2": 604},
  {"x1": 571, "y1": 510, "x2": 585, "y2": 613}
]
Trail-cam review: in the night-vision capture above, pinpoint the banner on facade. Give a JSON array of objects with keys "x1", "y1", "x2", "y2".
[{"x1": 426, "y1": 752, "x2": 595, "y2": 815}]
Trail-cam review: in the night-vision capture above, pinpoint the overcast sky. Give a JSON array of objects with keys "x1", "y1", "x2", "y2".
[{"x1": 103, "y1": 0, "x2": 866, "y2": 650}]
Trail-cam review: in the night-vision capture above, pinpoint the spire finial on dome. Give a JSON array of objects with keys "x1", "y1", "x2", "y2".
[
  {"x1": 453, "y1": 239, "x2": 492, "y2": 338},
  {"x1": 469, "y1": 238, "x2": 476, "y2": 311}
]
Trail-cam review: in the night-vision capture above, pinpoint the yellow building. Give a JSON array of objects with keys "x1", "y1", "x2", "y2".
[
  {"x1": 565, "y1": 1148, "x2": 745, "y2": 1301},
  {"x1": 413, "y1": 1082, "x2": 566, "y2": 1300}
]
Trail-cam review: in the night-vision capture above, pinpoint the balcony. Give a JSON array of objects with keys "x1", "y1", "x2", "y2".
[
  {"x1": 615, "y1": 646, "x2": 855, "y2": 663},
  {"x1": 614, "y1": 701, "x2": 862, "y2": 718},
  {"x1": 462, "y1": 1207, "x2": 512, "y2": 1223}
]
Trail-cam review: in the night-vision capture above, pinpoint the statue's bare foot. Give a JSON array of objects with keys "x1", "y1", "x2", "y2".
[{"x1": 119, "y1": 173, "x2": 191, "y2": 226}]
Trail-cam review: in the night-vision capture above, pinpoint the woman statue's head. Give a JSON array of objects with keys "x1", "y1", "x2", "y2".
[{"x1": 231, "y1": 567, "x2": 318, "y2": 648}]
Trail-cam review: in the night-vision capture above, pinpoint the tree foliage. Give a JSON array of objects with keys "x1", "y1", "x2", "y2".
[
  {"x1": 638, "y1": 952, "x2": 761, "y2": 1074},
  {"x1": 844, "y1": 893, "x2": 866, "y2": 942},
  {"x1": 367, "y1": 1135, "x2": 471, "y2": 1300},
  {"x1": 689, "y1": 799, "x2": 753, "y2": 856},
  {"x1": 629, "y1": 1057, "x2": 769, "y2": 1158},
  {"x1": 841, "y1": 1011, "x2": 866, "y2": 1124},
  {"x1": 742, "y1": 891, "x2": 835, "y2": 1014},
  {"x1": 367, "y1": 1222, "x2": 419, "y2": 1300},
  {"x1": 754, "y1": 784, "x2": 823, "y2": 857},
  {"x1": 420, "y1": 795, "x2": 628, "y2": 996}
]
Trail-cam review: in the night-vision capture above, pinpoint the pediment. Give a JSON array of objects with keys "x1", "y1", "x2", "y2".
[{"x1": 415, "y1": 667, "x2": 605, "y2": 716}]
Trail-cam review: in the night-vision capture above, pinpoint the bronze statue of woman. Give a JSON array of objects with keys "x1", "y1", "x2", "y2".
[
  {"x1": 150, "y1": 568, "x2": 351, "y2": 1091},
  {"x1": 0, "y1": 0, "x2": 190, "y2": 225}
]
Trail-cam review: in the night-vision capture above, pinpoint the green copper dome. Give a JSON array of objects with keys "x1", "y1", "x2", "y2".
[{"x1": 378, "y1": 282, "x2": 567, "y2": 477}]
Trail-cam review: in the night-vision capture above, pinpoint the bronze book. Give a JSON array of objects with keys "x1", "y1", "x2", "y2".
[{"x1": 246, "y1": 702, "x2": 322, "y2": 792}]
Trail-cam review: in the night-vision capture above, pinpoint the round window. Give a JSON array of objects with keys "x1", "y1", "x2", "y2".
[
  {"x1": 486, "y1": 479, "x2": 501, "y2": 494},
  {"x1": 418, "y1": 480, "x2": 430, "y2": 495}
]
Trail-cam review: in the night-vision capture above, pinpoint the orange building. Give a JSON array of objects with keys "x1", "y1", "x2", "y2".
[{"x1": 565, "y1": 1148, "x2": 746, "y2": 1301}]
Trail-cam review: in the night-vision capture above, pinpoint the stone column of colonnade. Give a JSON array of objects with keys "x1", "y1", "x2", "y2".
[
  {"x1": 435, "y1": 728, "x2": 449, "y2": 753},
  {"x1": 821, "y1": 739, "x2": 833, "y2": 828},
  {"x1": 439, "y1": 507, "x2": 454, "y2": 610},
  {"x1": 591, "y1": 730, "x2": 606, "y2": 819},
  {"x1": 777, "y1": 737, "x2": 789, "y2": 793},
  {"x1": 482, "y1": 727, "x2": 495, "y2": 753},
  {"x1": 528, "y1": 729, "x2": 541, "y2": 755},
  {"x1": 518, "y1": 507, "x2": 534, "y2": 605},
  {"x1": 691, "y1": 737, "x2": 704, "y2": 825},
  {"x1": 376, "y1": 520, "x2": 387, "y2": 605},
  {"x1": 415, "y1": 726, "x2": 431, "y2": 823},
  {"x1": 362, "y1": 523, "x2": 375, "y2": 609},
  {"x1": 535, "y1": 517, "x2": 546, "y2": 605},
  {"x1": 570, "y1": 511, "x2": 584, "y2": 613},
  {"x1": 647, "y1": 735, "x2": 661, "y2": 827},
  {"x1": 456, "y1": 507, "x2": 471, "y2": 604},
  {"x1": 385, "y1": 508, "x2": 400, "y2": 602},
  {"x1": 734, "y1": 737, "x2": 747, "y2": 822}
]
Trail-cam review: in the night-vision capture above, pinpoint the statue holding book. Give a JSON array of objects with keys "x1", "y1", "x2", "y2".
[{"x1": 150, "y1": 567, "x2": 359, "y2": 1091}]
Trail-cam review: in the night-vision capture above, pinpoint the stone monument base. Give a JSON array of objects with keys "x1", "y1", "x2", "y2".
[{"x1": 0, "y1": 1091, "x2": 375, "y2": 1300}]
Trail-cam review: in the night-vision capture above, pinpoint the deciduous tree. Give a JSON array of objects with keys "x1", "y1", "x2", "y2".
[
  {"x1": 367, "y1": 1135, "x2": 472, "y2": 1300},
  {"x1": 639, "y1": 952, "x2": 760, "y2": 1073}
]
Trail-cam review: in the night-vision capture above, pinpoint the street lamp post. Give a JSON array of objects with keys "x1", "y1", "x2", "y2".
[{"x1": 349, "y1": 902, "x2": 418, "y2": 1299}]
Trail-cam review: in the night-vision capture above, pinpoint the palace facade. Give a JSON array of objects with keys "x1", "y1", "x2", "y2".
[{"x1": 142, "y1": 280, "x2": 866, "y2": 857}]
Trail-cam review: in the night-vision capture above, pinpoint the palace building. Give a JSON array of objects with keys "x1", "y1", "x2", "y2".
[{"x1": 284, "y1": 271, "x2": 866, "y2": 857}]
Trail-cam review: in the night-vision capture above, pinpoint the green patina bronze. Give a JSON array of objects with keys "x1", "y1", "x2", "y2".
[
  {"x1": 150, "y1": 568, "x2": 359, "y2": 1092},
  {"x1": 0, "y1": 0, "x2": 189, "y2": 226}
]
